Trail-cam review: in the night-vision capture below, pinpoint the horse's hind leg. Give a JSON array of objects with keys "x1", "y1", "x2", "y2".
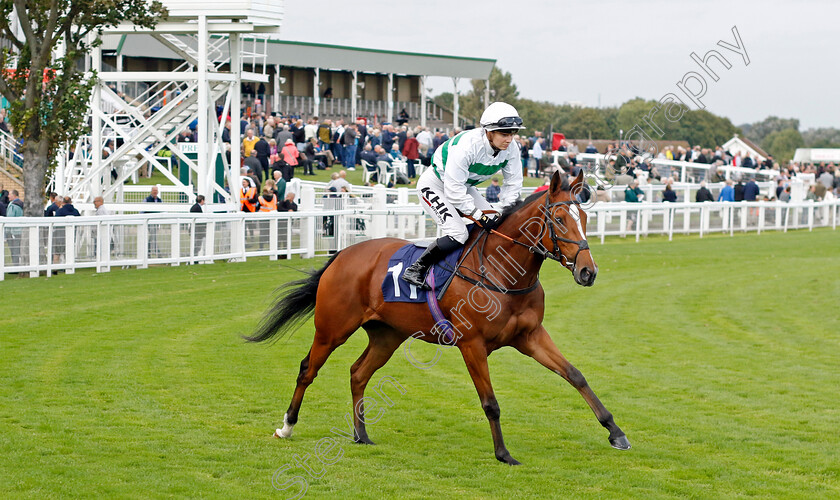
[
  {"x1": 349, "y1": 325, "x2": 404, "y2": 444},
  {"x1": 275, "y1": 327, "x2": 355, "y2": 439},
  {"x1": 511, "y1": 326, "x2": 630, "y2": 450}
]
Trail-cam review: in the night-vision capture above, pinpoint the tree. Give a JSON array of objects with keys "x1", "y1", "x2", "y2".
[
  {"x1": 560, "y1": 107, "x2": 611, "y2": 139},
  {"x1": 763, "y1": 128, "x2": 804, "y2": 163},
  {"x1": 0, "y1": 0, "x2": 166, "y2": 215},
  {"x1": 743, "y1": 116, "x2": 799, "y2": 145}
]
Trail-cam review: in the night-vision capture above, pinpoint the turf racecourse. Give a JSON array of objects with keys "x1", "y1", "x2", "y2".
[{"x1": 1, "y1": 229, "x2": 839, "y2": 499}]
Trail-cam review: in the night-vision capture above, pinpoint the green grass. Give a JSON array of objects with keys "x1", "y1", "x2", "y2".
[{"x1": 2, "y1": 229, "x2": 839, "y2": 499}]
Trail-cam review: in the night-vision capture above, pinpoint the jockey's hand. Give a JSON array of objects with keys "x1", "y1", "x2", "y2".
[{"x1": 471, "y1": 209, "x2": 501, "y2": 230}]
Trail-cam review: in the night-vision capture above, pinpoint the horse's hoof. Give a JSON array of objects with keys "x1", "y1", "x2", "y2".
[
  {"x1": 609, "y1": 435, "x2": 631, "y2": 450},
  {"x1": 274, "y1": 428, "x2": 291, "y2": 439},
  {"x1": 496, "y1": 454, "x2": 521, "y2": 466},
  {"x1": 354, "y1": 436, "x2": 375, "y2": 445}
]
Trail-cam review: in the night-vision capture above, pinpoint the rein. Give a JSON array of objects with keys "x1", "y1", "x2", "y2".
[{"x1": 460, "y1": 192, "x2": 590, "y2": 283}]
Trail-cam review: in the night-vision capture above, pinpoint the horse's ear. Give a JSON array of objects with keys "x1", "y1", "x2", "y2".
[
  {"x1": 549, "y1": 170, "x2": 562, "y2": 193},
  {"x1": 570, "y1": 170, "x2": 584, "y2": 191}
]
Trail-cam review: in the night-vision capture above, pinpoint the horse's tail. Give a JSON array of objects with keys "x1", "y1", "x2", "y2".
[{"x1": 244, "y1": 252, "x2": 341, "y2": 343}]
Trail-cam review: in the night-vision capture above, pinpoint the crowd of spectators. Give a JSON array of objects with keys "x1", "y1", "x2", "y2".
[{"x1": 226, "y1": 112, "x2": 452, "y2": 190}]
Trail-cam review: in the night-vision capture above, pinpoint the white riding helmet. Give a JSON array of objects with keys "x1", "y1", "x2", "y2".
[{"x1": 480, "y1": 102, "x2": 525, "y2": 131}]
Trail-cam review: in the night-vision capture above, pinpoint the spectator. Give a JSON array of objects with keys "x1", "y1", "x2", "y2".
[
  {"x1": 6, "y1": 189, "x2": 23, "y2": 216},
  {"x1": 402, "y1": 130, "x2": 419, "y2": 178},
  {"x1": 271, "y1": 171, "x2": 287, "y2": 200},
  {"x1": 262, "y1": 117, "x2": 275, "y2": 139},
  {"x1": 244, "y1": 150, "x2": 263, "y2": 185},
  {"x1": 734, "y1": 179, "x2": 745, "y2": 201},
  {"x1": 742, "y1": 154, "x2": 755, "y2": 170},
  {"x1": 281, "y1": 138, "x2": 300, "y2": 174},
  {"x1": 304, "y1": 117, "x2": 319, "y2": 143},
  {"x1": 0, "y1": 189, "x2": 9, "y2": 216},
  {"x1": 662, "y1": 182, "x2": 678, "y2": 202},
  {"x1": 145, "y1": 186, "x2": 162, "y2": 204},
  {"x1": 343, "y1": 123, "x2": 357, "y2": 170},
  {"x1": 327, "y1": 171, "x2": 352, "y2": 193},
  {"x1": 397, "y1": 108, "x2": 409, "y2": 126},
  {"x1": 275, "y1": 125, "x2": 293, "y2": 147},
  {"x1": 374, "y1": 145, "x2": 392, "y2": 165},
  {"x1": 254, "y1": 135, "x2": 271, "y2": 181},
  {"x1": 258, "y1": 188, "x2": 278, "y2": 212},
  {"x1": 389, "y1": 142, "x2": 403, "y2": 161},
  {"x1": 432, "y1": 130, "x2": 447, "y2": 153},
  {"x1": 743, "y1": 178, "x2": 759, "y2": 201},
  {"x1": 191, "y1": 194, "x2": 206, "y2": 261},
  {"x1": 818, "y1": 168, "x2": 834, "y2": 190},
  {"x1": 519, "y1": 137, "x2": 530, "y2": 177},
  {"x1": 304, "y1": 137, "x2": 330, "y2": 173},
  {"x1": 416, "y1": 126, "x2": 433, "y2": 159},
  {"x1": 381, "y1": 124, "x2": 396, "y2": 152},
  {"x1": 279, "y1": 192, "x2": 298, "y2": 212},
  {"x1": 222, "y1": 119, "x2": 232, "y2": 143},
  {"x1": 585, "y1": 141, "x2": 598, "y2": 154},
  {"x1": 293, "y1": 119, "x2": 306, "y2": 151},
  {"x1": 318, "y1": 119, "x2": 332, "y2": 151},
  {"x1": 779, "y1": 185, "x2": 791, "y2": 202},
  {"x1": 240, "y1": 178, "x2": 258, "y2": 212},
  {"x1": 485, "y1": 176, "x2": 501, "y2": 203},
  {"x1": 595, "y1": 186, "x2": 611, "y2": 203},
  {"x1": 624, "y1": 180, "x2": 644, "y2": 203},
  {"x1": 532, "y1": 137, "x2": 544, "y2": 178},
  {"x1": 242, "y1": 128, "x2": 259, "y2": 158},
  {"x1": 191, "y1": 194, "x2": 205, "y2": 213},
  {"x1": 624, "y1": 181, "x2": 643, "y2": 232},
  {"x1": 369, "y1": 127, "x2": 382, "y2": 149},
  {"x1": 0, "y1": 108, "x2": 9, "y2": 133},
  {"x1": 360, "y1": 144, "x2": 378, "y2": 165},
  {"x1": 397, "y1": 125, "x2": 408, "y2": 152},
  {"x1": 94, "y1": 196, "x2": 111, "y2": 216},
  {"x1": 6, "y1": 190, "x2": 23, "y2": 264},
  {"x1": 45, "y1": 192, "x2": 59, "y2": 216},
  {"x1": 696, "y1": 181, "x2": 715, "y2": 202},
  {"x1": 57, "y1": 196, "x2": 81, "y2": 216},
  {"x1": 718, "y1": 179, "x2": 735, "y2": 202}
]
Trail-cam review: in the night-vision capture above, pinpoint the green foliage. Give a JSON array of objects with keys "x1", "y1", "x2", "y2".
[
  {"x1": 801, "y1": 127, "x2": 840, "y2": 148},
  {"x1": 0, "y1": 0, "x2": 166, "y2": 214},
  {"x1": 741, "y1": 116, "x2": 800, "y2": 145},
  {"x1": 562, "y1": 107, "x2": 612, "y2": 139},
  {"x1": 763, "y1": 128, "x2": 804, "y2": 163}
]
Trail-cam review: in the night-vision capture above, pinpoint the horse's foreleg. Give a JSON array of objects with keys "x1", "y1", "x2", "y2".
[
  {"x1": 276, "y1": 329, "x2": 350, "y2": 439},
  {"x1": 459, "y1": 340, "x2": 520, "y2": 465},
  {"x1": 511, "y1": 326, "x2": 630, "y2": 450},
  {"x1": 349, "y1": 330, "x2": 403, "y2": 445}
]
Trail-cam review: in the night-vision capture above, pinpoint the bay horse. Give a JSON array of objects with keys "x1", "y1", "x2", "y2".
[{"x1": 246, "y1": 170, "x2": 630, "y2": 465}]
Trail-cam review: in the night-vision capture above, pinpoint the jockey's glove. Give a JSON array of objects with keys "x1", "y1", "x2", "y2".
[{"x1": 471, "y1": 209, "x2": 501, "y2": 231}]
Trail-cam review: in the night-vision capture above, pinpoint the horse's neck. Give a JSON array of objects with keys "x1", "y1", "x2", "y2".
[{"x1": 468, "y1": 209, "x2": 544, "y2": 290}]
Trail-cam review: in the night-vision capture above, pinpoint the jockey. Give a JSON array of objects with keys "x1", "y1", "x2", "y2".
[{"x1": 402, "y1": 102, "x2": 525, "y2": 289}]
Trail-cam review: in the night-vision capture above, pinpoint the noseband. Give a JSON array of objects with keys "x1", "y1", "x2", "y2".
[{"x1": 542, "y1": 193, "x2": 590, "y2": 272}]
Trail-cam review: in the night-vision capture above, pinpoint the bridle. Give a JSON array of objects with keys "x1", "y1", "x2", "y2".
[{"x1": 472, "y1": 192, "x2": 590, "y2": 273}]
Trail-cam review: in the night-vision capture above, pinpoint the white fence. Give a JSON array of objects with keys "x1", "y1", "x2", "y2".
[{"x1": 2, "y1": 191, "x2": 838, "y2": 279}]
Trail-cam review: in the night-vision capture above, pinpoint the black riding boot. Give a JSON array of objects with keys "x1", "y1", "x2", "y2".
[{"x1": 402, "y1": 236, "x2": 460, "y2": 290}]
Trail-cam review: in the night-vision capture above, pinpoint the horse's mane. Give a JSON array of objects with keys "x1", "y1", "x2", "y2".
[{"x1": 498, "y1": 175, "x2": 571, "y2": 223}]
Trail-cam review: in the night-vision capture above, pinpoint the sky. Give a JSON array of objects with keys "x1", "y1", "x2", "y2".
[{"x1": 279, "y1": 0, "x2": 838, "y2": 130}]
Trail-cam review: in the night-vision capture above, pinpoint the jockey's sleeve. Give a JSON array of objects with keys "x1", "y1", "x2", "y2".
[
  {"x1": 498, "y1": 142, "x2": 523, "y2": 207},
  {"x1": 442, "y1": 143, "x2": 477, "y2": 215}
]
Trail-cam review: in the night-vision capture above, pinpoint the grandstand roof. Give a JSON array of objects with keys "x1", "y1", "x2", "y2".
[{"x1": 104, "y1": 35, "x2": 496, "y2": 79}]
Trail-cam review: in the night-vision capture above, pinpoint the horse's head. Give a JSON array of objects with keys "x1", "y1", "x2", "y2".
[{"x1": 515, "y1": 170, "x2": 597, "y2": 286}]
